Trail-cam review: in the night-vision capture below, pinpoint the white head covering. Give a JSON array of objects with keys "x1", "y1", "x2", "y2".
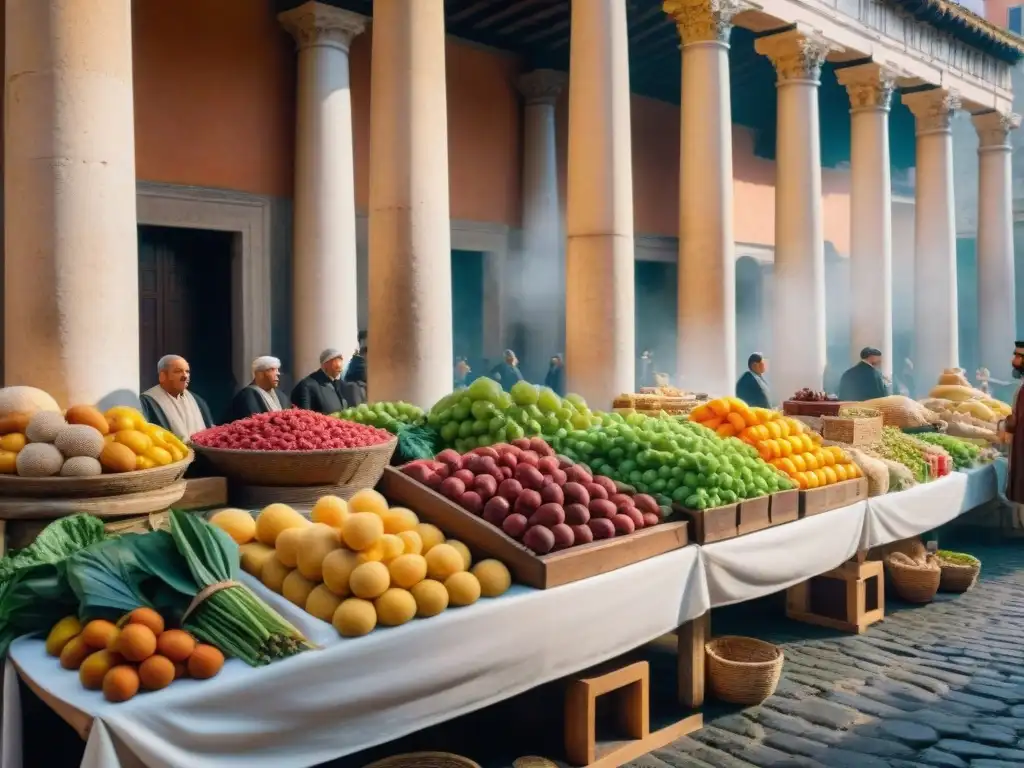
[{"x1": 252, "y1": 356, "x2": 281, "y2": 376}]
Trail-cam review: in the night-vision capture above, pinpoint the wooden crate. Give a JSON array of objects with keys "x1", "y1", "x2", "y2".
[
  {"x1": 672, "y1": 503, "x2": 738, "y2": 544},
  {"x1": 800, "y1": 478, "x2": 868, "y2": 517},
  {"x1": 176, "y1": 477, "x2": 228, "y2": 510},
  {"x1": 782, "y1": 400, "x2": 843, "y2": 417},
  {"x1": 737, "y1": 495, "x2": 771, "y2": 536},
  {"x1": 821, "y1": 415, "x2": 883, "y2": 447},
  {"x1": 786, "y1": 558, "x2": 884, "y2": 634},
  {"x1": 769, "y1": 490, "x2": 799, "y2": 526},
  {"x1": 377, "y1": 467, "x2": 690, "y2": 589}
]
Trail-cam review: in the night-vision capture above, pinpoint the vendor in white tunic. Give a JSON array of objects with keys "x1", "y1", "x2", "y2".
[
  {"x1": 139, "y1": 355, "x2": 215, "y2": 442},
  {"x1": 229, "y1": 356, "x2": 291, "y2": 421}
]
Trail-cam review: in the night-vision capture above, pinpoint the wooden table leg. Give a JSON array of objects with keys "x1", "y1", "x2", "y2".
[{"x1": 676, "y1": 612, "x2": 709, "y2": 709}]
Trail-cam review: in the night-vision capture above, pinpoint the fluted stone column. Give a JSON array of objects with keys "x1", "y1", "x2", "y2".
[
  {"x1": 565, "y1": 0, "x2": 636, "y2": 407},
  {"x1": 664, "y1": 0, "x2": 743, "y2": 397},
  {"x1": 368, "y1": 0, "x2": 453, "y2": 407},
  {"x1": 516, "y1": 70, "x2": 567, "y2": 382},
  {"x1": 4, "y1": 0, "x2": 140, "y2": 406},
  {"x1": 902, "y1": 88, "x2": 961, "y2": 384},
  {"x1": 279, "y1": 3, "x2": 365, "y2": 379},
  {"x1": 755, "y1": 29, "x2": 834, "y2": 396},
  {"x1": 973, "y1": 110, "x2": 1020, "y2": 375},
  {"x1": 836, "y1": 63, "x2": 896, "y2": 378}
]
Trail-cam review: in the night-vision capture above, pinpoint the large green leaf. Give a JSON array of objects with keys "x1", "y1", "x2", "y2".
[{"x1": 0, "y1": 514, "x2": 106, "y2": 584}]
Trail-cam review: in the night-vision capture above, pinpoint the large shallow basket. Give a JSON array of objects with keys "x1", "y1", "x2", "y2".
[
  {"x1": 937, "y1": 554, "x2": 981, "y2": 593},
  {"x1": 0, "y1": 451, "x2": 193, "y2": 499},
  {"x1": 193, "y1": 438, "x2": 397, "y2": 487},
  {"x1": 364, "y1": 753, "x2": 481, "y2": 768},
  {"x1": 706, "y1": 636, "x2": 784, "y2": 705},
  {"x1": 886, "y1": 554, "x2": 941, "y2": 603}
]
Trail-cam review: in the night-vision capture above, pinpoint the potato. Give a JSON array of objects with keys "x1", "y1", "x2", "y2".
[
  {"x1": 523, "y1": 525, "x2": 555, "y2": 554},
  {"x1": 513, "y1": 489, "x2": 542, "y2": 517},
  {"x1": 612, "y1": 514, "x2": 635, "y2": 535},
  {"x1": 563, "y1": 482, "x2": 590, "y2": 506},
  {"x1": 551, "y1": 524, "x2": 575, "y2": 550},
  {"x1": 571, "y1": 524, "x2": 594, "y2": 544},
  {"x1": 528, "y1": 503, "x2": 565, "y2": 528},
  {"x1": 588, "y1": 518, "x2": 615, "y2": 540},
  {"x1": 584, "y1": 482, "x2": 608, "y2": 500},
  {"x1": 565, "y1": 503, "x2": 590, "y2": 526},
  {"x1": 502, "y1": 513, "x2": 528, "y2": 538},
  {"x1": 588, "y1": 499, "x2": 616, "y2": 519}
]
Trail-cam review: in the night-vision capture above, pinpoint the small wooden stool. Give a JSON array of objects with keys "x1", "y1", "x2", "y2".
[
  {"x1": 565, "y1": 661, "x2": 648, "y2": 767},
  {"x1": 786, "y1": 558, "x2": 884, "y2": 634}
]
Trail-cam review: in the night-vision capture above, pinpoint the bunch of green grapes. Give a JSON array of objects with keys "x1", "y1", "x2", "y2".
[
  {"x1": 334, "y1": 401, "x2": 424, "y2": 434},
  {"x1": 872, "y1": 427, "x2": 929, "y2": 482}
]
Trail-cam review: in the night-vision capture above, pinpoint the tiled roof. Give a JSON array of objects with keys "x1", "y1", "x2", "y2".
[{"x1": 889, "y1": 0, "x2": 1024, "y2": 62}]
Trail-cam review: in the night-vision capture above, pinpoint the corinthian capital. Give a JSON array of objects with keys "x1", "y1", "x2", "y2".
[
  {"x1": 278, "y1": 1, "x2": 367, "y2": 53},
  {"x1": 663, "y1": 0, "x2": 753, "y2": 46},
  {"x1": 517, "y1": 70, "x2": 567, "y2": 106},
  {"x1": 901, "y1": 88, "x2": 961, "y2": 135},
  {"x1": 972, "y1": 110, "x2": 1021, "y2": 149},
  {"x1": 835, "y1": 62, "x2": 899, "y2": 113},
  {"x1": 754, "y1": 28, "x2": 839, "y2": 85}
]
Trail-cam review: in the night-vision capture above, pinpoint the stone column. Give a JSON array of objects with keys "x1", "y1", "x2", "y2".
[
  {"x1": 902, "y1": 88, "x2": 961, "y2": 385},
  {"x1": 279, "y1": 3, "x2": 365, "y2": 380},
  {"x1": 755, "y1": 29, "x2": 834, "y2": 397},
  {"x1": 516, "y1": 70, "x2": 567, "y2": 382},
  {"x1": 4, "y1": 0, "x2": 139, "y2": 407},
  {"x1": 973, "y1": 110, "x2": 1020, "y2": 376},
  {"x1": 664, "y1": 0, "x2": 743, "y2": 397},
  {"x1": 565, "y1": 0, "x2": 636, "y2": 407},
  {"x1": 368, "y1": 0, "x2": 453, "y2": 407},
  {"x1": 836, "y1": 63, "x2": 897, "y2": 379}
]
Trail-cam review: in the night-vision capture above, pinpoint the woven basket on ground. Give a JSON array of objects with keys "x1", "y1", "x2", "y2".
[
  {"x1": 0, "y1": 451, "x2": 193, "y2": 498},
  {"x1": 193, "y1": 438, "x2": 396, "y2": 488},
  {"x1": 706, "y1": 636, "x2": 784, "y2": 705},
  {"x1": 363, "y1": 753, "x2": 481, "y2": 768},
  {"x1": 886, "y1": 552, "x2": 941, "y2": 603},
  {"x1": 936, "y1": 553, "x2": 981, "y2": 593}
]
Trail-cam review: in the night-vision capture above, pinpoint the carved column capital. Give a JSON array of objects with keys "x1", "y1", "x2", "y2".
[
  {"x1": 662, "y1": 0, "x2": 752, "y2": 46},
  {"x1": 901, "y1": 88, "x2": 961, "y2": 135},
  {"x1": 278, "y1": 1, "x2": 367, "y2": 53},
  {"x1": 516, "y1": 69, "x2": 567, "y2": 106},
  {"x1": 754, "y1": 28, "x2": 839, "y2": 86},
  {"x1": 835, "y1": 62, "x2": 898, "y2": 113},
  {"x1": 972, "y1": 110, "x2": 1021, "y2": 149}
]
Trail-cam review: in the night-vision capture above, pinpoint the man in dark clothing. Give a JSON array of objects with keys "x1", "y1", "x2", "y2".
[
  {"x1": 544, "y1": 354, "x2": 565, "y2": 396},
  {"x1": 838, "y1": 347, "x2": 889, "y2": 402},
  {"x1": 291, "y1": 348, "x2": 358, "y2": 414},
  {"x1": 489, "y1": 350, "x2": 524, "y2": 389},
  {"x1": 1003, "y1": 342, "x2": 1024, "y2": 503},
  {"x1": 345, "y1": 330, "x2": 367, "y2": 385},
  {"x1": 736, "y1": 353, "x2": 770, "y2": 408},
  {"x1": 140, "y1": 355, "x2": 215, "y2": 441},
  {"x1": 230, "y1": 355, "x2": 290, "y2": 421},
  {"x1": 454, "y1": 357, "x2": 472, "y2": 389}
]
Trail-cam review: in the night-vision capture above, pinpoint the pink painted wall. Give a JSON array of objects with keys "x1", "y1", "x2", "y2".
[{"x1": 984, "y1": 0, "x2": 1013, "y2": 26}]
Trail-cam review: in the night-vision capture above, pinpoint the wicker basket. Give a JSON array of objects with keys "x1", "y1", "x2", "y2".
[
  {"x1": 937, "y1": 554, "x2": 981, "y2": 593},
  {"x1": 706, "y1": 636, "x2": 784, "y2": 705},
  {"x1": 0, "y1": 452, "x2": 193, "y2": 498},
  {"x1": 363, "y1": 753, "x2": 481, "y2": 768},
  {"x1": 886, "y1": 553, "x2": 941, "y2": 603},
  {"x1": 193, "y1": 438, "x2": 397, "y2": 487},
  {"x1": 822, "y1": 414, "x2": 883, "y2": 446},
  {"x1": 783, "y1": 400, "x2": 843, "y2": 417}
]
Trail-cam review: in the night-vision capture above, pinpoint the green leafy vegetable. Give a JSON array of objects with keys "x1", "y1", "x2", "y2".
[
  {"x1": 0, "y1": 514, "x2": 106, "y2": 584},
  {"x1": 394, "y1": 422, "x2": 440, "y2": 463}
]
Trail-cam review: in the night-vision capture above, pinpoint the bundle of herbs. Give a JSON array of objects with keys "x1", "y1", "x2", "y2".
[
  {"x1": 67, "y1": 510, "x2": 311, "y2": 666},
  {"x1": 393, "y1": 422, "x2": 440, "y2": 463}
]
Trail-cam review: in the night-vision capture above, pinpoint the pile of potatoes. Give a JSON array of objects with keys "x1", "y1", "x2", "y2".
[{"x1": 217, "y1": 490, "x2": 513, "y2": 639}]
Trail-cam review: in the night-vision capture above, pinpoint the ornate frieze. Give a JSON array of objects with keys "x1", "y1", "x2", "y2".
[
  {"x1": 754, "y1": 29, "x2": 838, "y2": 85},
  {"x1": 516, "y1": 69, "x2": 568, "y2": 106},
  {"x1": 972, "y1": 110, "x2": 1022, "y2": 149},
  {"x1": 662, "y1": 0, "x2": 751, "y2": 46},
  {"x1": 278, "y1": 2, "x2": 366, "y2": 53},
  {"x1": 835, "y1": 62, "x2": 899, "y2": 112},
  {"x1": 901, "y1": 88, "x2": 962, "y2": 135}
]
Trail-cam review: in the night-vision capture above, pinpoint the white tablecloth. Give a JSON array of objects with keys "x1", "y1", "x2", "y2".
[
  {"x1": 860, "y1": 471, "x2": 968, "y2": 550},
  {"x1": 3, "y1": 545, "x2": 709, "y2": 768},
  {"x1": 699, "y1": 500, "x2": 869, "y2": 607}
]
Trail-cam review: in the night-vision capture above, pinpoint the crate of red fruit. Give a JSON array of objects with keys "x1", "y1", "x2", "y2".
[
  {"x1": 377, "y1": 437, "x2": 690, "y2": 589},
  {"x1": 783, "y1": 389, "x2": 844, "y2": 418},
  {"x1": 190, "y1": 410, "x2": 397, "y2": 488}
]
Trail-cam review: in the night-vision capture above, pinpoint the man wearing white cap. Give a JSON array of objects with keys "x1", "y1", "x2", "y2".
[
  {"x1": 229, "y1": 356, "x2": 290, "y2": 421},
  {"x1": 290, "y1": 348, "x2": 355, "y2": 414}
]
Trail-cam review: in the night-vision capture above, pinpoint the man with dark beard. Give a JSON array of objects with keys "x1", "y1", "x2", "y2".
[{"x1": 1001, "y1": 342, "x2": 1024, "y2": 503}]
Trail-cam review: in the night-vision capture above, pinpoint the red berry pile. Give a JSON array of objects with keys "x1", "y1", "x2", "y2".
[{"x1": 192, "y1": 410, "x2": 392, "y2": 451}]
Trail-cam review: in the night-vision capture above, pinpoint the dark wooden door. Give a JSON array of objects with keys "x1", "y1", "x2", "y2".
[{"x1": 138, "y1": 226, "x2": 235, "y2": 422}]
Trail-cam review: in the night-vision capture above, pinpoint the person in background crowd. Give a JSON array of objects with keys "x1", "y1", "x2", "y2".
[
  {"x1": 345, "y1": 330, "x2": 367, "y2": 385},
  {"x1": 230, "y1": 356, "x2": 289, "y2": 421},
  {"x1": 489, "y1": 350, "x2": 524, "y2": 389},
  {"x1": 140, "y1": 355, "x2": 215, "y2": 441},
  {"x1": 638, "y1": 349, "x2": 655, "y2": 389},
  {"x1": 454, "y1": 357, "x2": 472, "y2": 389},
  {"x1": 736, "y1": 353, "x2": 770, "y2": 408},
  {"x1": 1001, "y1": 342, "x2": 1024, "y2": 508},
  {"x1": 291, "y1": 349, "x2": 356, "y2": 414},
  {"x1": 545, "y1": 354, "x2": 565, "y2": 396},
  {"x1": 838, "y1": 347, "x2": 889, "y2": 402}
]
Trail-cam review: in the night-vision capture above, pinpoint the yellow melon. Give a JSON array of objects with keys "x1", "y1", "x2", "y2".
[{"x1": 0, "y1": 386, "x2": 60, "y2": 419}]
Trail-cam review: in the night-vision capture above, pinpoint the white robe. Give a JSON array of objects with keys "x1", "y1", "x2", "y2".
[{"x1": 144, "y1": 385, "x2": 207, "y2": 441}]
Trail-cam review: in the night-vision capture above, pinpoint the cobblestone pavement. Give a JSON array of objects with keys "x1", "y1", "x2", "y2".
[{"x1": 630, "y1": 541, "x2": 1024, "y2": 768}]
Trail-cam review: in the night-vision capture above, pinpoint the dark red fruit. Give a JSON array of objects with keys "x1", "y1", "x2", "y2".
[{"x1": 502, "y1": 513, "x2": 529, "y2": 538}]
